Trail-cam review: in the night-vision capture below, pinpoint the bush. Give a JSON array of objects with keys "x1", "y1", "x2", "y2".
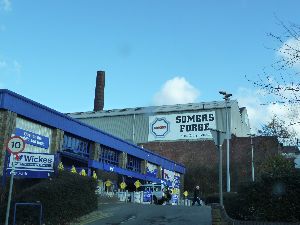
[
  {"x1": 223, "y1": 156, "x2": 300, "y2": 223},
  {"x1": 1, "y1": 172, "x2": 98, "y2": 225},
  {"x1": 205, "y1": 192, "x2": 238, "y2": 205}
]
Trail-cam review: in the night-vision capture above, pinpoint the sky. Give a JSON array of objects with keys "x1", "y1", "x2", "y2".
[{"x1": 1, "y1": 0, "x2": 300, "y2": 134}]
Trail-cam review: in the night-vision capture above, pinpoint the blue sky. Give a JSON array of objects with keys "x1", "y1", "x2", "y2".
[{"x1": 1, "y1": 0, "x2": 300, "y2": 131}]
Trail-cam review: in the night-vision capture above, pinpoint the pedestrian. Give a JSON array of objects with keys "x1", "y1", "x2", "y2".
[
  {"x1": 164, "y1": 187, "x2": 172, "y2": 205},
  {"x1": 192, "y1": 185, "x2": 201, "y2": 206}
]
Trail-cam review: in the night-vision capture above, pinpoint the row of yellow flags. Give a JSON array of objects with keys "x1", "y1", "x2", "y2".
[
  {"x1": 57, "y1": 162, "x2": 98, "y2": 179},
  {"x1": 57, "y1": 162, "x2": 185, "y2": 195}
]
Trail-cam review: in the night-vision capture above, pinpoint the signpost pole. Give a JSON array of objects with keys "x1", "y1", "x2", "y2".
[
  {"x1": 210, "y1": 129, "x2": 225, "y2": 207},
  {"x1": 5, "y1": 155, "x2": 15, "y2": 225},
  {"x1": 4, "y1": 136, "x2": 26, "y2": 225}
]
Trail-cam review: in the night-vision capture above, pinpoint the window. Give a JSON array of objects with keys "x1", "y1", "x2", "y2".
[
  {"x1": 99, "y1": 145, "x2": 119, "y2": 166},
  {"x1": 62, "y1": 134, "x2": 90, "y2": 158},
  {"x1": 127, "y1": 155, "x2": 141, "y2": 173}
]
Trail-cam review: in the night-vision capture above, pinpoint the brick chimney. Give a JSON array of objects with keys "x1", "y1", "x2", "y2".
[{"x1": 94, "y1": 71, "x2": 105, "y2": 111}]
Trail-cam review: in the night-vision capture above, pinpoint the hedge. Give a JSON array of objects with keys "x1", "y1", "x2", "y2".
[{"x1": 0, "y1": 171, "x2": 98, "y2": 225}]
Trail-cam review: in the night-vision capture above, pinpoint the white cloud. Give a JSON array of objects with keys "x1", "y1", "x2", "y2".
[
  {"x1": 236, "y1": 87, "x2": 300, "y2": 139},
  {"x1": 1, "y1": 0, "x2": 11, "y2": 11},
  {"x1": 277, "y1": 37, "x2": 300, "y2": 70},
  {"x1": 153, "y1": 77, "x2": 200, "y2": 106}
]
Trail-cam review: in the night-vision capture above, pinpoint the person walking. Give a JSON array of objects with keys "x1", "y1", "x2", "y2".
[{"x1": 192, "y1": 185, "x2": 201, "y2": 206}]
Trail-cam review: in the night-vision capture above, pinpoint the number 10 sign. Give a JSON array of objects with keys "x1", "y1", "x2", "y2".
[{"x1": 6, "y1": 136, "x2": 26, "y2": 155}]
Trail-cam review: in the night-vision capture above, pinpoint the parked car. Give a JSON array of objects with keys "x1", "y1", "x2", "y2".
[{"x1": 140, "y1": 183, "x2": 166, "y2": 204}]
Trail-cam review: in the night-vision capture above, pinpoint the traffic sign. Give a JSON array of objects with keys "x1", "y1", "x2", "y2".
[
  {"x1": 183, "y1": 191, "x2": 188, "y2": 197},
  {"x1": 120, "y1": 181, "x2": 127, "y2": 190},
  {"x1": 105, "y1": 180, "x2": 112, "y2": 187},
  {"x1": 6, "y1": 136, "x2": 25, "y2": 155},
  {"x1": 134, "y1": 180, "x2": 141, "y2": 189},
  {"x1": 209, "y1": 129, "x2": 226, "y2": 147}
]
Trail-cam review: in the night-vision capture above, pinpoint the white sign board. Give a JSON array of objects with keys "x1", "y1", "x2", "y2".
[
  {"x1": 8, "y1": 152, "x2": 54, "y2": 172},
  {"x1": 148, "y1": 111, "x2": 216, "y2": 141}
]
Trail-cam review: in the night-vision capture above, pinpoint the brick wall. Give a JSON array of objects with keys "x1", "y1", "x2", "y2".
[{"x1": 140, "y1": 136, "x2": 279, "y2": 192}]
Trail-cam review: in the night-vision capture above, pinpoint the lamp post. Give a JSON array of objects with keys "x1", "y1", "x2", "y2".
[
  {"x1": 248, "y1": 133, "x2": 255, "y2": 182},
  {"x1": 219, "y1": 91, "x2": 232, "y2": 193}
]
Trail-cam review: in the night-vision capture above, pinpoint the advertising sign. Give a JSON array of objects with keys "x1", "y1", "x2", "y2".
[
  {"x1": 6, "y1": 152, "x2": 54, "y2": 178},
  {"x1": 148, "y1": 111, "x2": 216, "y2": 141},
  {"x1": 173, "y1": 175, "x2": 180, "y2": 188},
  {"x1": 163, "y1": 169, "x2": 175, "y2": 183},
  {"x1": 143, "y1": 190, "x2": 152, "y2": 202},
  {"x1": 146, "y1": 162, "x2": 158, "y2": 177},
  {"x1": 15, "y1": 128, "x2": 50, "y2": 149}
]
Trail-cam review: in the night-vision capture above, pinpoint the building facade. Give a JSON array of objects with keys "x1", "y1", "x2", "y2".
[
  {"x1": 0, "y1": 89, "x2": 185, "y2": 192},
  {"x1": 66, "y1": 71, "x2": 281, "y2": 193},
  {"x1": 68, "y1": 100, "x2": 250, "y2": 144}
]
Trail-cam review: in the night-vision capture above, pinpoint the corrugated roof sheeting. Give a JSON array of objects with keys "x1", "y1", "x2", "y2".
[
  {"x1": 69, "y1": 100, "x2": 250, "y2": 142},
  {"x1": 67, "y1": 101, "x2": 231, "y2": 119}
]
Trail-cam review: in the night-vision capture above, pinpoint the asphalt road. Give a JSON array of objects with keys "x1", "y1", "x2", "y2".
[{"x1": 85, "y1": 203, "x2": 211, "y2": 225}]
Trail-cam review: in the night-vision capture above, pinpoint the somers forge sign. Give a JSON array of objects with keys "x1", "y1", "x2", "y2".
[{"x1": 148, "y1": 111, "x2": 216, "y2": 141}]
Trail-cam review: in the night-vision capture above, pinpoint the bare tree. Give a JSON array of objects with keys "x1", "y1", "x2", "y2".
[
  {"x1": 247, "y1": 19, "x2": 300, "y2": 133},
  {"x1": 258, "y1": 115, "x2": 297, "y2": 146},
  {"x1": 247, "y1": 19, "x2": 300, "y2": 105}
]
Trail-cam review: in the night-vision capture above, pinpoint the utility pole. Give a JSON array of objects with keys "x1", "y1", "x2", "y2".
[
  {"x1": 219, "y1": 91, "x2": 232, "y2": 193},
  {"x1": 248, "y1": 133, "x2": 255, "y2": 182}
]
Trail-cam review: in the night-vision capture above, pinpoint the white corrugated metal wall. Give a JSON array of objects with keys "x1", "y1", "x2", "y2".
[
  {"x1": 15, "y1": 117, "x2": 52, "y2": 153},
  {"x1": 76, "y1": 103, "x2": 250, "y2": 144}
]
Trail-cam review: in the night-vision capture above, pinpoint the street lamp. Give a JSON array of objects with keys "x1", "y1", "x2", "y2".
[
  {"x1": 219, "y1": 91, "x2": 232, "y2": 193},
  {"x1": 248, "y1": 133, "x2": 255, "y2": 182}
]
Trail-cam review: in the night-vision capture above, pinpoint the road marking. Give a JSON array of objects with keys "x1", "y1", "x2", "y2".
[{"x1": 79, "y1": 212, "x2": 112, "y2": 225}]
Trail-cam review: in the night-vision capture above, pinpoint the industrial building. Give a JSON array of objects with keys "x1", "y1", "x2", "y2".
[
  {"x1": 66, "y1": 71, "x2": 267, "y2": 192},
  {"x1": 0, "y1": 89, "x2": 185, "y2": 192},
  {"x1": 68, "y1": 71, "x2": 250, "y2": 144}
]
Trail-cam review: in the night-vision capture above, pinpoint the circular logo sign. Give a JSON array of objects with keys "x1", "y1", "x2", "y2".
[
  {"x1": 151, "y1": 118, "x2": 170, "y2": 138},
  {"x1": 6, "y1": 136, "x2": 26, "y2": 155}
]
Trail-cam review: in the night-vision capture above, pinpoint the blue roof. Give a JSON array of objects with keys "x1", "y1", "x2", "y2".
[{"x1": 0, "y1": 89, "x2": 185, "y2": 174}]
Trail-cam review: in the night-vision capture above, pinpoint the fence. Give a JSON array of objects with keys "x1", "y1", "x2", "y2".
[{"x1": 95, "y1": 184, "x2": 193, "y2": 206}]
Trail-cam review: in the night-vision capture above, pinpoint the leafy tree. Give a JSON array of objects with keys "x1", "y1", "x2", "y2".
[{"x1": 258, "y1": 154, "x2": 295, "y2": 178}]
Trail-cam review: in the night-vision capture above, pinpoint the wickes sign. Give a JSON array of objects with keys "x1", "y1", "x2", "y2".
[
  {"x1": 7, "y1": 152, "x2": 55, "y2": 178},
  {"x1": 148, "y1": 111, "x2": 216, "y2": 141}
]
